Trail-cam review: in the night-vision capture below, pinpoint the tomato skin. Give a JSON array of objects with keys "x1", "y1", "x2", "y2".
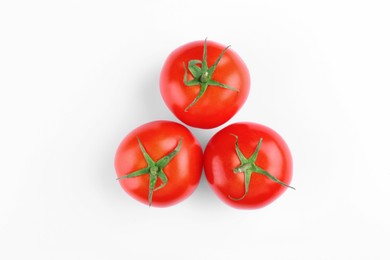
[
  {"x1": 114, "y1": 121, "x2": 203, "y2": 207},
  {"x1": 204, "y1": 122, "x2": 293, "y2": 209},
  {"x1": 160, "y1": 40, "x2": 250, "y2": 129}
]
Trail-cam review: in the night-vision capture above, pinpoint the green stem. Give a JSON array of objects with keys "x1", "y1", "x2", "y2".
[
  {"x1": 229, "y1": 135, "x2": 295, "y2": 201},
  {"x1": 200, "y1": 71, "x2": 209, "y2": 83},
  {"x1": 117, "y1": 137, "x2": 183, "y2": 206},
  {"x1": 183, "y1": 38, "x2": 239, "y2": 111}
]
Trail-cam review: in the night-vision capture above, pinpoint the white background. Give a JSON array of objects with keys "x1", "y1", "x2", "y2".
[{"x1": 1, "y1": 0, "x2": 390, "y2": 259}]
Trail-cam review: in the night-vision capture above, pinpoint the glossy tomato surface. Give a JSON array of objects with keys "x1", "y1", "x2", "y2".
[
  {"x1": 160, "y1": 40, "x2": 250, "y2": 129},
  {"x1": 115, "y1": 120, "x2": 203, "y2": 207},
  {"x1": 204, "y1": 122, "x2": 294, "y2": 209}
]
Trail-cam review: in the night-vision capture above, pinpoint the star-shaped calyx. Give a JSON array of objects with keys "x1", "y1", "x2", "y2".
[
  {"x1": 183, "y1": 38, "x2": 239, "y2": 111},
  {"x1": 117, "y1": 137, "x2": 182, "y2": 206},
  {"x1": 229, "y1": 134, "x2": 295, "y2": 201}
]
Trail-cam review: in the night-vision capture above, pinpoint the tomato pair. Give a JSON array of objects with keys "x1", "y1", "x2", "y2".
[
  {"x1": 115, "y1": 121, "x2": 294, "y2": 209},
  {"x1": 114, "y1": 39, "x2": 294, "y2": 209}
]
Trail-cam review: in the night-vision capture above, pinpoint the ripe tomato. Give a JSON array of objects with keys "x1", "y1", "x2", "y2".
[
  {"x1": 204, "y1": 122, "x2": 294, "y2": 209},
  {"x1": 160, "y1": 39, "x2": 250, "y2": 129},
  {"x1": 115, "y1": 120, "x2": 203, "y2": 207}
]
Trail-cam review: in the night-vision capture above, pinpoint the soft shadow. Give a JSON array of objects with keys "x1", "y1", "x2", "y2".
[
  {"x1": 137, "y1": 63, "x2": 176, "y2": 122},
  {"x1": 97, "y1": 63, "x2": 173, "y2": 204},
  {"x1": 185, "y1": 127, "x2": 226, "y2": 210}
]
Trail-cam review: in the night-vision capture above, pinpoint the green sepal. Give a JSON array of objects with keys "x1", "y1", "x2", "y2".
[
  {"x1": 156, "y1": 138, "x2": 182, "y2": 167},
  {"x1": 188, "y1": 60, "x2": 202, "y2": 78},
  {"x1": 228, "y1": 134, "x2": 295, "y2": 201},
  {"x1": 208, "y1": 79, "x2": 239, "y2": 91},
  {"x1": 117, "y1": 137, "x2": 183, "y2": 207},
  {"x1": 184, "y1": 83, "x2": 208, "y2": 112},
  {"x1": 182, "y1": 38, "x2": 239, "y2": 111}
]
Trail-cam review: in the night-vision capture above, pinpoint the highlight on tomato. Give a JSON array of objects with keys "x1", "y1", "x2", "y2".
[
  {"x1": 160, "y1": 38, "x2": 250, "y2": 129},
  {"x1": 114, "y1": 120, "x2": 203, "y2": 207},
  {"x1": 204, "y1": 122, "x2": 295, "y2": 209}
]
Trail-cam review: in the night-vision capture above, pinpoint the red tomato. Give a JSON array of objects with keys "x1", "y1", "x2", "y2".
[
  {"x1": 204, "y1": 122, "x2": 294, "y2": 209},
  {"x1": 160, "y1": 39, "x2": 250, "y2": 129},
  {"x1": 115, "y1": 121, "x2": 203, "y2": 207}
]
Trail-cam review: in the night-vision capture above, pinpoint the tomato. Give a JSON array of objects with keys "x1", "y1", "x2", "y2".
[
  {"x1": 115, "y1": 120, "x2": 203, "y2": 207},
  {"x1": 204, "y1": 122, "x2": 294, "y2": 209},
  {"x1": 160, "y1": 39, "x2": 250, "y2": 129}
]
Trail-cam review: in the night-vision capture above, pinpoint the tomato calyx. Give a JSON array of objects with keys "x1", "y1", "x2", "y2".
[
  {"x1": 183, "y1": 38, "x2": 239, "y2": 112},
  {"x1": 228, "y1": 134, "x2": 295, "y2": 201},
  {"x1": 117, "y1": 137, "x2": 183, "y2": 206}
]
